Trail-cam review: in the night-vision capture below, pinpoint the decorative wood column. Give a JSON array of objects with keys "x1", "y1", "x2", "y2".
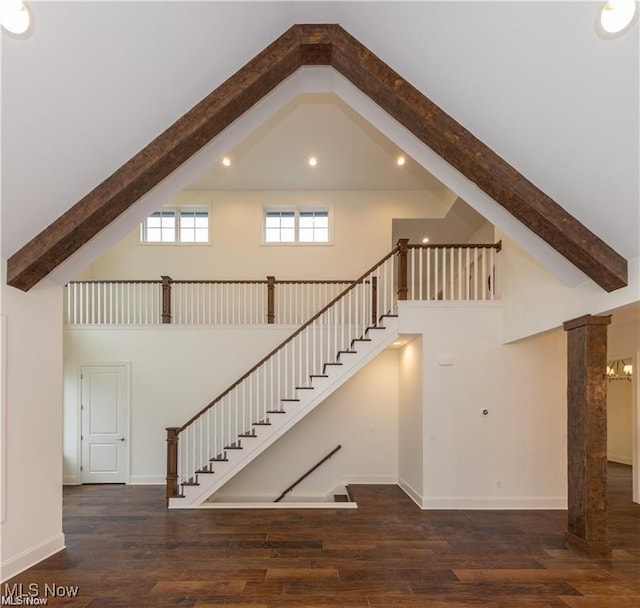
[
  {"x1": 266, "y1": 276, "x2": 276, "y2": 324},
  {"x1": 161, "y1": 275, "x2": 173, "y2": 324},
  {"x1": 563, "y1": 314, "x2": 612, "y2": 558},
  {"x1": 397, "y1": 239, "x2": 409, "y2": 301},
  {"x1": 165, "y1": 427, "x2": 180, "y2": 506}
]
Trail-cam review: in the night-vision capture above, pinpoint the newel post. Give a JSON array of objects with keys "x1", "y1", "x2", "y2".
[
  {"x1": 397, "y1": 238, "x2": 409, "y2": 301},
  {"x1": 166, "y1": 427, "x2": 180, "y2": 506},
  {"x1": 161, "y1": 275, "x2": 173, "y2": 324},
  {"x1": 371, "y1": 276, "x2": 378, "y2": 325},
  {"x1": 267, "y1": 276, "x2": 276, "y2": 324}
]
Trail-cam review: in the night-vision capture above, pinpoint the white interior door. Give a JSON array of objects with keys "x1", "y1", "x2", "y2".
[{"x1": 81, "y1": 364, "x2": 129, "y2": 483}]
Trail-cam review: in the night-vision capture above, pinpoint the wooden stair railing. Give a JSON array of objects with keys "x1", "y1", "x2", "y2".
[
  {"x1": 165, "y1": 240, "x2": 502, "y2": 503},
  {"x1": 274, "y1": 445, "x2": 342, "y2": 502},
  {"x1": 166, "y1": 244, "x2": 402, "y2": 501}
]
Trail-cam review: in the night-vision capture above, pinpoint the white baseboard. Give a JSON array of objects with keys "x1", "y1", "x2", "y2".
[
  {"x1": 63, "y1": 475, "x2": 80, "y2": 485},
  {"x1": 129, "y1": 475, "x2": 164, "y2": 485},
  {"x1": 608, "y1": 455, "x2": 633, "y2": 466},
  {"x1": 0, "y1": 533, "x2": 65, "y2": 583},
  {"x1": 342, "y1": 474, "x2": 397, "y2": 485},
  {"x1": 421, "y1": 496, "x2": 567, "y2": 510},
  {"x1": 398, "y1": 476, "x2": 423, "y2": 508},
  {"x1": 173, "y1": 501, "x2": 357, "y2": 510}
]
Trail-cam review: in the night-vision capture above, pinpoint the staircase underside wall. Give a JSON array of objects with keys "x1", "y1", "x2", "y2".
[{"x1": 210, "y1": 349, "x2": 399, "y2": 502}]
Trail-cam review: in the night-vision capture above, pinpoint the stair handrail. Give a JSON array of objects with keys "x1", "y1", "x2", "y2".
[
  {"x1": 274, "y1": 444, "x2": 342, "y2": 502},
  {"x1": 406, "y1": 241, "x2": 502, "y2": 251},
  {"x1": 177, "y1": 245, "x2": 401, "y2": 433}
]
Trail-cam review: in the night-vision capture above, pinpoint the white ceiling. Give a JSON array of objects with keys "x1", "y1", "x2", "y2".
[
  {"x1": 392, "y1": 199, "x2": 489, "y2": 245},
  {"x1": 187, "y1": 93, "x2": 447, "y2": 193},
  {"x1": 1, "y1": 1, "x2": 637, "y2": 292}
]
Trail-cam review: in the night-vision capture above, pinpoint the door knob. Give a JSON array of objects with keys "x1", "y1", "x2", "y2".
[{"x1": 116, "y1": 437, "x2": 126, "y2": 442}]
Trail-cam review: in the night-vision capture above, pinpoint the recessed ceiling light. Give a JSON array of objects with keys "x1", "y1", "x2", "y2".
[
  {"x1": 600, "y1": 0, "x2": 637, "y2": 34},
  {"x1": 422, "y1": 237, "x2": 430, "y2": 244},
  {"x1": 308, "y1": 157, "x2": 318, "y2": 167},
  {"x1": 222, "y1": 157, "x2": 232, "y2": 167},
  {"x1": 0, "y1": 0, "x2": 31, "y2": 35},
  {"x1": 396, "y1": 156, "x2": 406, "y2": 166}
]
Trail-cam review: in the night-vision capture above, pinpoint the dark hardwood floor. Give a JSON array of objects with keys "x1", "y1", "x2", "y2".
[{"x1": 4, "y1": 463, "x2": 639, "y2": 607}]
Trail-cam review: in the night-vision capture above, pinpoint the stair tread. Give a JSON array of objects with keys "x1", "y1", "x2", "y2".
[
  {"x1": 196, "y1": 469, "x2": 215, "y2": 474},
  {"x1": 266, "y1": 410, "x2": 286, "y2": 414},
  {"x1": 295, "y1": 386, "x2": 314, "y2": 390},
  {"x1": 281, "y1": 398, "x2": 300, "y2": 402},
  {"x1": 334, "y1": 494, "x2": 349, "y2": 502},
  {"x1": 238, "y1": 433, "x2": 257, "y2": 438},
  {"x1": 210, "y1": 457, "x2": 228, "y2": 462},
  {"x1": 224, "y1": 445, "x2": 243, "y2": 450},
  {"x1": 182, "y1": 481, "x2": 200, "y2": 487},
  {"x1": 310, "y1": 374, "x2": 328, "y2": 378},
  {"x1": 252, "y1": 421, "x2": 272, "y2": 426}
]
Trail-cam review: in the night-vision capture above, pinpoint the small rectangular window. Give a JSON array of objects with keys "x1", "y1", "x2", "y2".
[
  {"x1": 179, "y1": 210, "x2": 209, "y2": 243},
  {"x1": 264, "y1": 208, "x2": 329, "y2": 244},
  {"x1": 265, "y1": 211, "x2": 296, "y2": 243},
  {"x1": 144, "y1": 211, "x2": 176, "y2": 243},
  {"x1": 140, "y1": 207, "x2": 209, "y2": 244},
  {"x1": 299, "y1": 210, "x2": 329, "y2": 243}
]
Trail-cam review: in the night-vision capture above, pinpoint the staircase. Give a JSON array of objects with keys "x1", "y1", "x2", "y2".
[
  {"x1": 166, "y1": 246, "x2": 400, "y2": 508},
  {"x1": 169, "y1": 315, "x2": 398, "y2": 508},
  {"x1": 166, "y1": 241, "x2": 500, "y2": 508}
]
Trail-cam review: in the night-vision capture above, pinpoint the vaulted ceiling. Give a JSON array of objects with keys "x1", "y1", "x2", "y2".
[
  {"x1": 187, "y1": 92, "x2": 446, "y2": 193},
  {"x1": 5, "y1": 24, "x2": 628, "y2": 293}
]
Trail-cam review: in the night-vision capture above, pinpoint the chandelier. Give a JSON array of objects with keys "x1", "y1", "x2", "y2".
[{"x1": 606, "y1": 360, "x2": 633, "y2": 381}]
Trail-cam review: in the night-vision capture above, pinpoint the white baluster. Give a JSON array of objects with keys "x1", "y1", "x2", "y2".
[
  {"x1": 474, "y1": 247, "x2": 479, "y2": 300},
  {"x1": 449, "y1": 247, "x2": 454, "y2": 301},
  {"x1": 490, "y1": 247, "x2": 496, "y2": 300},
  {"x1": 482, "y1": 248, "x2": 487, "y2": 301}
]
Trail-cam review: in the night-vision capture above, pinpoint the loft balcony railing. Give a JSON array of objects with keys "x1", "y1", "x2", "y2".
[{"x1": 64, "y1": 240, "x2": 501, "y2": 327}]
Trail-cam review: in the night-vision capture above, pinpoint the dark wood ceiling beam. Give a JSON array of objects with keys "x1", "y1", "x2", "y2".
[
  {"x1": 328, "y1": 27, "x2": 627, "y2": 292},
  {"x1": 6, "y1": 24, "x2": 627, "y2": 292},
  {"x1": 6, "y1": 25, "x2": 305, "y2": 291}
]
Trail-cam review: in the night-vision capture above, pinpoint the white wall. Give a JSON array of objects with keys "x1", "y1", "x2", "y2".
[
  {"x1": 78, "y1": 189, "x2": 452, "y2": 281},
  {"x1": 212, "y1": 349, "x2": 399, "y2": 501},
  {"x1": 399, "y1": 301, "x2": 567, "y2": 509},
  {"x1": 607, "y1": 314, "x2": 640, "y2": 500},
  {"x1": 398, "y1": 336, "x2": 423, "y2": 504},
  {"x1": 63, "y1": 325, "x2": 294, "y2": 484},
  {"x1": 607, "y1": 378, "x2": 633, "y2": 465},
  {"x1": 498, "y1": 233, "x2": 640, "y2": 343},
  {"x1": 0, "y1": 276, "x2": 64, "y2": 582}
]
